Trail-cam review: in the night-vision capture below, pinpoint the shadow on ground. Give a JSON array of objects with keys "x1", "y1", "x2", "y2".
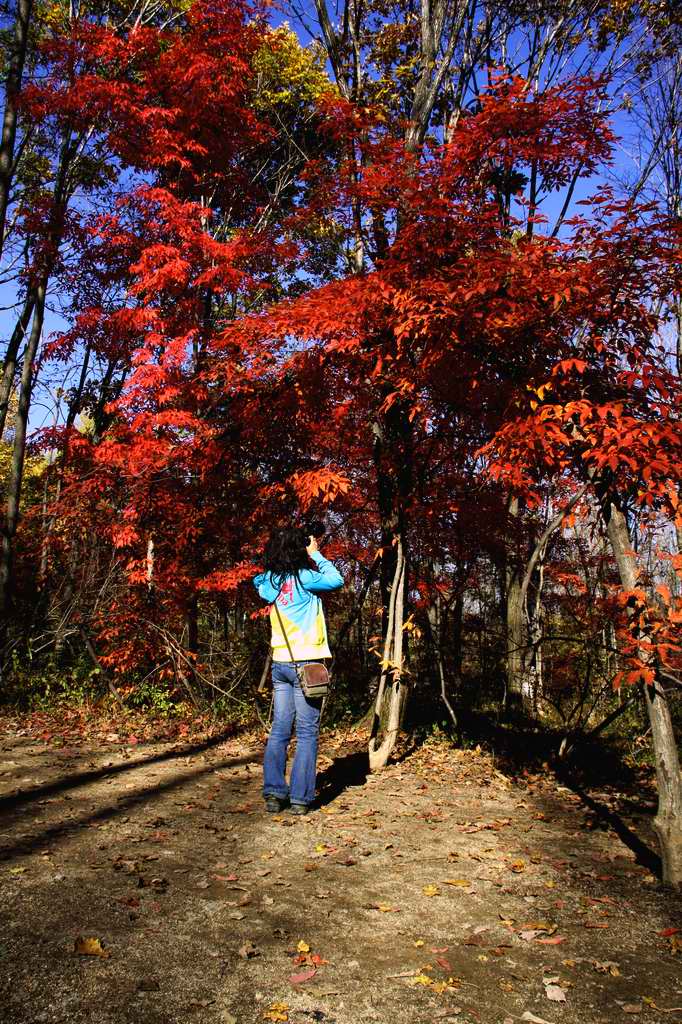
[{"x1": 315, "y1": 750, "x2": 370, "y2": 807}]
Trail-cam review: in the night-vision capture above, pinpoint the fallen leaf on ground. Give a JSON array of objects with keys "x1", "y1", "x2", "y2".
[
  {"x1": 622, "y1": 1005, "x2": 642, "y2": 1014},
  {"x1": 238, "y1": 942, "x2": 259, "y2": 959},
  {"x1": 289, "y1": 968, "x2": 317, "y2": 984},
  {"x1": 423, "y1": 884, "x2": 441, "y2": 897},
  {"x1": 263, "y1": 1003, "x2": 289, "y2": 1022},
  {"x1": 297, "y1": 940, "x2": 310, "y2": 953},
  {"x1": 593, "y1": 960, "x2": 619, "y2": 976},
  {"x1": 74, "y1": 936, "x2": 111, "y2": 958},
  {"x1": 521, "y1": 1013, "x2": 555, "y2": 1024}
]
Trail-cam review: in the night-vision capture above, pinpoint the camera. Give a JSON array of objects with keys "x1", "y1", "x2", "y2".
[{"x1": 301, "y1": 520, "x2": 326, "y2": 542}]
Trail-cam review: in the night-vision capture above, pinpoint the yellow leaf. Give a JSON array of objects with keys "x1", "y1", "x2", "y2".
[
  {"x1": 263, "y1": 1003, "x2": 289, "y2": 1022},
  {"x1": 297, "y1": 940, "x2": 310, "y2": 953},
  {"x1": 509, "y1": 859, "x2": 526, "y2": 873},
  {"x1": 314, "y1": 843, "x2": 327, "y2": 853},
  {"x1": 409, "y1": 974, "x2": 434, "y2": 987},
  {"x1": 9, "y1": 867, "x2": 27, "y2": 875},
  {"x1": 74, "y1": 936, "x2": 111, "y2": 958},
  {"x1": 377, "y1": 903, "x2": 394, "y2": 912},
  {"x1": 432, "y1": 979, "x2": 460, "y2": 993},
  {"x1": 443, "y1": 878, "x2": 470, "y2": 887},
  {"x1": 422, "y1": 884, "x2": 440, "y2": 897},
  {"x1": 414, "y1": 939, "x2": 425, "y2": 948}
]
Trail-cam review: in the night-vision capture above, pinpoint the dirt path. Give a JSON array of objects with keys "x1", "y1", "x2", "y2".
[{"x1": 1, "y1": 721, "x2": 681, "y2": 1024}]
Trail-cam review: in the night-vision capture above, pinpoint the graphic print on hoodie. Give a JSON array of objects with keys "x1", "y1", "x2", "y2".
[{"x1": 253, "y1": 551, "x2": 343, "y2": 662}]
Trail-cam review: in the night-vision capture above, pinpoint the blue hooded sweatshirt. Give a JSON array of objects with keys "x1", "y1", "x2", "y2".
[{"x1": 253, "y1": 551, "x2": 343, "y2": 662}]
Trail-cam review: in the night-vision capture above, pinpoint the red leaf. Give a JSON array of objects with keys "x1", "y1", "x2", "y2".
[{"x1": 289, "y1": 968, "x2": 317, "y2": 984}]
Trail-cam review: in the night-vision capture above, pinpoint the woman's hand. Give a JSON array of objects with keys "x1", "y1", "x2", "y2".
[{"x1": 306, "y1": 535, "x2": 319, "y2": 556}]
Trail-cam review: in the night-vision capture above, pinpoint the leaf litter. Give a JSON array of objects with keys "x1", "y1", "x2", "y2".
[{"x1": 1, "y1": 726, "x2": 681, "y2": 1024}]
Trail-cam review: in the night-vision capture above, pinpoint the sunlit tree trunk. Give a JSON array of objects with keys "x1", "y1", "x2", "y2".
[
  {"x1": 0, "y1": 292, "x2": 36, "y2": 441},
  {"x1": 0, "y1": 282, "x2": 46, "y2": 617},
  {"x1": 369, "y1": 536, "x2": 407, "y2": 770},
  {"x1": 504, "y1": 495, "x2": 528, "y2": 710},
  {"x1": 603, "y1": 500, "x2": 682, "y2": 888}
]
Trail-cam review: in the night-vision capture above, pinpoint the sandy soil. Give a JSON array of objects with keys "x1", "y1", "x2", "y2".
[{"x1": 1, "y1": 720, "x2": 681, "y2": 1024}]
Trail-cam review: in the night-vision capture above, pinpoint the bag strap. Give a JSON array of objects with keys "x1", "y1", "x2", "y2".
[{"x1": 272, "y1": 587, "x2": 298, "y2": 664}]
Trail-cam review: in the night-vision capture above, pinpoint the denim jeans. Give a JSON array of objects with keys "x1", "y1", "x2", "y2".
[{"x1": 262, "y1": 661, "x2": 322, "y2": 806}]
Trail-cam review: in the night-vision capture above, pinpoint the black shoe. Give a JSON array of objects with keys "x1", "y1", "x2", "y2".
[
  {"x1": 289, "y1": 803, "x2": 309, "y2": 816},
  {"x1": 264, "y1": 795, "x2": 286, "y2": 813}
]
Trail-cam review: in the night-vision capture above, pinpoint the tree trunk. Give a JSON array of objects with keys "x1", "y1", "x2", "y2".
[
  {"x1": 426, "y1": 594, "x2": 458, "y2": 732},
  {"x1": 603, "y1": 500, "x2": 682, "y2": 887},
  {"x1": 452, "y1": 590, "x2": 463, "y2": 681},
  {"x1": 0, "y1": 0, "x2": 33, "y2": 257},
  {"x1": 0, "y1": 282, "x2": 46, "y2": 617},
  {"x1": 0, "y1": 291, "x2": 36, "y2": 440},
  {"x1": 504, "y1": 496, "x2": 527, "y2": 709},
  {"x1": 369, "y1": 536, "x2": 408, "y2": 770}
]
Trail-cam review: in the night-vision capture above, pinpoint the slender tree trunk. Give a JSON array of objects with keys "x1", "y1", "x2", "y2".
[
  {"x1": 452, "y1": 590, "x2": 463, "y2": 681},
  {"x1": 603, "y1": 500, "x2": 682, "y2": 888},
  {"x1": 80, "y1": 627, "x2": 124, "y2": 707},
  {"x1": 369, "y1": 536, "x2": 408, "y2": 770},
  {"x1": 0, "y1": 291, "x2": 36, "y2": 440},
  {"x1": 504, "y1": 495, "x2": 526, "y2": 709},
  {"x1": 0, "y1": 0, "x2": 33, "y2": 256},
  {"x1": 426, "y1": 594, "x2": 458, "y2": 732},
  {"x1": 0, "y1": 282, "x2": 46, "y2": 617},
  {"x1": 187, "y1": 593, "x2": 199, "y2": 655}
]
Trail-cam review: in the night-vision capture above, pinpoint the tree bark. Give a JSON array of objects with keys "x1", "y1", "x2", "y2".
[
  {"x1": 603, "y1": 500, "x2": 682, "y2": 887},
  {"x1": 369, "y1": 536, "x2": 408, "y2": 770},
  {"x1": 504, "y1": 495, "x2": 527, "y2": 709},
  {"x1": 0, "y1": 0, "x2": 33, "y2": 257},
  {"x1": 0, "y1": 291, "x2": 36, "y2": 440},
  {"x1": 0, "y1": 281, "x2": 46, "y2": 617},
  {"x1": 426, "y1": 594, "x2": 458, "y2": 732}
]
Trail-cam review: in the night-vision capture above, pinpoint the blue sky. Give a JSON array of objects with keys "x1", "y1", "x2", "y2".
[{"x1": 0, "y1": 4, "x2": 664, "y2": 433}]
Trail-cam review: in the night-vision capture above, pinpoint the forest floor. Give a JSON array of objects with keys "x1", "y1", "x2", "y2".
[{"x1": 1, "y1": 710, "x2": 681, "y2": 1024}]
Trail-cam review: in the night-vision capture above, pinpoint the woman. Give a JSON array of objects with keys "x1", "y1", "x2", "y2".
[{"x1": 254, "y1": 527, "x2": 343, "y2": 815}]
